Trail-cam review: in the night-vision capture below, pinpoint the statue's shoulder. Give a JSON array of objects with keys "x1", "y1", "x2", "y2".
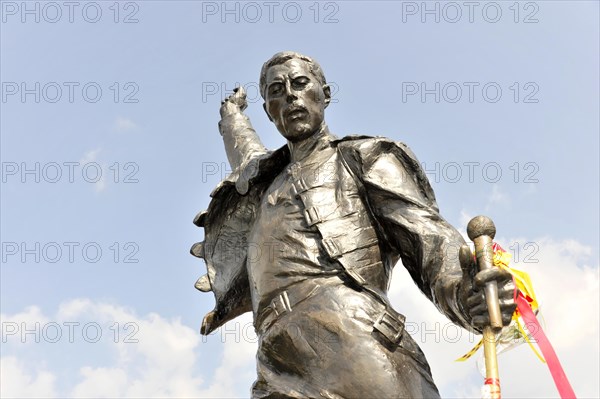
[
  {"x1": 334, "y1": 134, "x2": 420, "y2": 167},
  {"x1": 334, "y1": 134, "x2": 438, "y2": 209},
  {"x1": 335, "y1": 134, "x2": 400, "y2": 146}
]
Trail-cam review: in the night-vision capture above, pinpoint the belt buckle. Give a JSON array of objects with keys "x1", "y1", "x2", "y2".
[
  {"x1": 374, "y1": 309, "x2": 405, "y2": 346},
  {"x1": 270, "y1": 291, "x2": 293, "y2": 316}
]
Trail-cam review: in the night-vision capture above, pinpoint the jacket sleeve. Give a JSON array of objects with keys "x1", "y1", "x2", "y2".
[
  {"x1": 218, "y1": 112, "x2": 267, "y2": 171},
  {"x1": 342, "y1": 138, "x2": 473, "y2": 331}
]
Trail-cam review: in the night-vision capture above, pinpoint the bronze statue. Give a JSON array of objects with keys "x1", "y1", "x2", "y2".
[{"x1": 191, "y1": 51, "x2": 516, "y2": 398}]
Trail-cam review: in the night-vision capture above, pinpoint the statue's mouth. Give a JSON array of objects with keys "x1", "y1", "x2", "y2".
[{"x1": 285, "y1": 106, "x2": 308, "y2": 121}]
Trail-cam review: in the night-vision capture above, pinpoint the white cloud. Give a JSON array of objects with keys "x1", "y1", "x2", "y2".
[
  {"x1": 0, "y1": 299, "x2": 256, "y2": 398},
  {"x1": 78, "y1": 148, "x2": 106, "y2": 193},
  {"x1": 79, "y1": 148, "x2": 101, "y2": 164},
  {"x1": 485, "y1": 184, "x2": 510, "y2": 211},
  {"x1": 65, "y1": 301, "x2": 206, "y2": 398},
  {"x1": 114, "y1": 117, "x2": 138, "y2": 133},
  {"x1": 0, "y1": 357, "x2": 57, "y2": 398},
  {"x1": 71, "y1": 367, "x2": 128, "y2": 398},
  {"x1": 459, "y1": 209, "x2": 474, "y2": 232},
  {"x1": 1, "y1": 305, "x2": 50, "y2": 328},
  {"x1": 0, "y1": 305, "x2": 51, "y2": 347},
  {"x1": 195, "y1": 313, "x2": 257, "y2": 398}
]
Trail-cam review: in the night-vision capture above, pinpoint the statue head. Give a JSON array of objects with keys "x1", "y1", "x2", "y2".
[{"x1": 260, "y1": 51, "x2": 331, "y2": 142}]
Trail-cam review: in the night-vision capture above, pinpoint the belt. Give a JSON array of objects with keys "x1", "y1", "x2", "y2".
[
  {"x1": 373, "y1": 303, "x2": 406, "y2": 347},
  {"x1": 254, "y1": 282, "x2": 406, "y2": 347},
  {"x1": 255, "y1": 284, "x2": 321, "y2": 332}
]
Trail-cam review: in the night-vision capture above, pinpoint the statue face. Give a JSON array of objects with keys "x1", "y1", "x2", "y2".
[{"x1": 263, "y1": 58, "x2": 330, "y2": 142}]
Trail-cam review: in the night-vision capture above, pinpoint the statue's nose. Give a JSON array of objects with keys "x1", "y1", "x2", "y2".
[{"x1": 285, "y1": 81, "x2": 298, "y2": 103}]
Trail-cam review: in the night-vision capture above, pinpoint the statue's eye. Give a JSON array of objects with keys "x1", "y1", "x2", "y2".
[
  {"x1": 269, "y1": 83, "x2": 283, "y2": 95},
  {"x1": 292, "y1": 77, "x2": 309, "y2": 90}
]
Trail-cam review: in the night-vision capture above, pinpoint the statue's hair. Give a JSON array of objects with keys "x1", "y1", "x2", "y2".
[{"x1": 259, "y1": 51, "x2": 326, "y2": 99}]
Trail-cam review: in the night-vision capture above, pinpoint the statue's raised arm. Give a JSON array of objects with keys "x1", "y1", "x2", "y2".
[{"x1": 218, "y1": 86, "x2": 267, "y2": 172}]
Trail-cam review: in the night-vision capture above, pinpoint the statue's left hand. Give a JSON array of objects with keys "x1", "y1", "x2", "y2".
[{"x1": 458, "y1": 245, "x2": 517, "y2": 332}]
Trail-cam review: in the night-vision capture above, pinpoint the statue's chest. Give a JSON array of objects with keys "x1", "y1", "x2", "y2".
[{"x1": 258, "y1": 147, "x2": 347, "y2": 225}]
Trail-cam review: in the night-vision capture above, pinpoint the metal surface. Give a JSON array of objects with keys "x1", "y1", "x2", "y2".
[{"x1": 191, "y1": 52, "x2": 517, "y2": 398}]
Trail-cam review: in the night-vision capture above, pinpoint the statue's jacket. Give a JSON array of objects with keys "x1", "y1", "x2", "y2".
[{"x1": 191, "y1": 112, "x2": 472, "y2": 342}]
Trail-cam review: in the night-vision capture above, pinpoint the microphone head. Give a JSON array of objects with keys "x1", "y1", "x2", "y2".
[{"x1": 467, "y1": 215, "x2": 496, "y2": 240}]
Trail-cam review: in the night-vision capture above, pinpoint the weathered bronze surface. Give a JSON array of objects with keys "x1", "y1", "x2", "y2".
[{"x1": 191, "y1": 52, "x2": 516, "y2": 398}]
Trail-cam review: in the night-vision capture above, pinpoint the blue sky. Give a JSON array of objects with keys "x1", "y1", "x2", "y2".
[{"x1": 1, "y1": 1, "x2": 598, "y2": 398}]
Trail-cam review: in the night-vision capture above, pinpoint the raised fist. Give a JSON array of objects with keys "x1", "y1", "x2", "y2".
[{"x1": 220, "y1": 86, "x2": 248, "y2": 118}]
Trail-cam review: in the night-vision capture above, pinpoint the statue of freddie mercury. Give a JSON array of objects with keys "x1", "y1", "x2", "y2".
[{"x1": 191, "y1": 51, "x2": 516, "y2": 398}]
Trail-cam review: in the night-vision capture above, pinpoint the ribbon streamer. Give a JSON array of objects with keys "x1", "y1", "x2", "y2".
[{"x1": 516, "y1": 294, "x2": 576, "y2": 398}]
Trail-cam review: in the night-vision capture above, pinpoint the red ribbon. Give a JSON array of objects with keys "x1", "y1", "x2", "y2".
[
  {"x1": 484, "y1": 377, "x2": 500, "y2": 387},
  {"x1": 517, "y1": 294, "x2": 577, "y2": 398}
]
